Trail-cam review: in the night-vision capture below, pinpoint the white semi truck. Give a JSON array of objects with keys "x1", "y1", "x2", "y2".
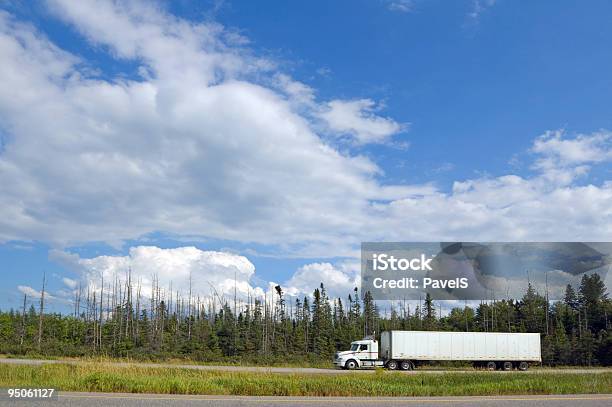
[{"x1": 333, "y1": 330, "x2": 541, "y2": 371}]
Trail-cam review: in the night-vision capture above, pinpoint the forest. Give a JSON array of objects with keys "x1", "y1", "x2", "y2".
[{"x1": 0, "y1": 272, "x2": 610, "y2": 366}]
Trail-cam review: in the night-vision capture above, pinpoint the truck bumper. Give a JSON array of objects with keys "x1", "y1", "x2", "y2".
[{"x1": 333, "y1": 360, "x2": 345, "y2": 369}]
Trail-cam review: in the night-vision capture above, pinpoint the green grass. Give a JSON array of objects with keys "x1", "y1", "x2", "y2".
[
  {"x1": 0, "y1": 353, "x2": 332, "y2": 368},
  {"x1": 0, "y1": 364, "x2": 611, "y2": 396}
]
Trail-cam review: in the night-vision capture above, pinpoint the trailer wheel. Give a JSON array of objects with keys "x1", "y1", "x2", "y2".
[
  {"x1": 345, "y1": 359, "x2": 358, "y2": 370},
  {"x1": 502, "y1": 361, "x2": 513, "y2": 371},
  {"x1": 386, "y1": 360, "x2": 398, "y2": 370},
  {"x1": 400, "y1": 360, "x2": 414, "y2": 371},
  {"x1": 518, "y1": 362, "x2": 529, "y2": 371},
  {"x1": 486, "y1": 361, "x2": 497, "y2": 371}
]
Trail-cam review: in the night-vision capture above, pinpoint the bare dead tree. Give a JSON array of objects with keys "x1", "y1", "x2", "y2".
[
  {"x1": 545, "y1": 271, "x2": 550, "y2": 336},
  {"x1": 135, "y1": 279, "x2": 141, "y2": 342},
  {"x1": 99, "y1": 273, "x2": 104, "y2": 349},
  {"x1": 160, "y1": 287, "x2": 165, "y2": 347},
  {"x1": 112, "y1": 275, "x2": 118, "y2": 347},
  {"x1": 20, "y1": 294, "x2": 27, "y2": 347},
  {"x1": 168, "y1": 281, "x2": 173, "y2": 337},
  {"x1": 120, "y1": 277, "x2": 125, "y2": 338},
  {"x1": 125, "y1": 267, "x2": 132, "y2": 339},
  {"x1": 37, "y1": 271, "x2": 46, "y2": 350},
  {"x1": 175, "y1": 290, "x2": 180, "y2": 332},
  {"x1": 93, "y1": 290, "x2": 98, "y2": 350},
  {"x1": 85, "y1": 286, "x2": 91, "y2": 324},
  {"x1": 105, "y1": 282, "x2": 111, "y2": 343},
  {"x1": 188, "y1": 270, "x2": 193, "y2": 340},
  {"x1": 73, "y1": 285, "x2": 79, "y2": 319}
]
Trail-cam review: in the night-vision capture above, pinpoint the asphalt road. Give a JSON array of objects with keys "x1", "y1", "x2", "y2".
[
  {"x1": 1, "y1": 358, "x2": 611, "y2": 375},
  {"x1": 1, "y1": 393, "x2": 611, "y2": 407}
]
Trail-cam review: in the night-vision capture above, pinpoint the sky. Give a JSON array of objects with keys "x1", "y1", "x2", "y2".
[{"x1": 0, "y1": 0, "x2": 611, "y2": 313}]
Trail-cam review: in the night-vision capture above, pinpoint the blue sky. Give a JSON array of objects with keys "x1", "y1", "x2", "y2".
[
  {"x1": 1, "y1": 0, "x2": 611, "y2": 312},
  {"x1": 205, "y1": 0, "x2": 612, "y2": 184}
]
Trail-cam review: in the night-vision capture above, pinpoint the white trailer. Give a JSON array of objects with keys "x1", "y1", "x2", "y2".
[{"x1": 333, "y1": 330, "x2": 541, "y2": 371}]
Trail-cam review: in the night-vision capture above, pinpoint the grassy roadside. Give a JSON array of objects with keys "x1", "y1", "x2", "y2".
[
  {"x1": 0, "y1": 354, "x2": 332, "y2": 368},
  {"x1": 3, "y1": 354, "x2": 610, "y2": 371},
  {"x1": 1, "y1": 364, "x2": 611, "y2": 396}
]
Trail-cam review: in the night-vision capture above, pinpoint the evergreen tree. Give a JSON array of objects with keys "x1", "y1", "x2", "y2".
[
  {"x1": 579, "y1": 274, "x2": 608, "y2": 332},
  {"x1": 363, "y1": 291, "x2": 377, "y2": 336},
  {"x1": 1, "y1": 273, "x2": 610, "y2": 366},
  {"x1": 518, "y1": 283, "x2": 547, "y2": 333},
  {"x1": 422, "y1": 293, "x2": 437, "y2": 330},
  {"x1": 564, "y1": 284, "x2": 579, "y2": 310}
]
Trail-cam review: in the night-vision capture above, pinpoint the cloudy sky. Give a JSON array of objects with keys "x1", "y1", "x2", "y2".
[{"x1": 1, "y1": 0, "x2": 611, "y2": 311}]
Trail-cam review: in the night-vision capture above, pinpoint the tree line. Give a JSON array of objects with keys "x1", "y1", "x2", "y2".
[{"x1": 0, "y1": 272, "x2": 610, "y2": 366}]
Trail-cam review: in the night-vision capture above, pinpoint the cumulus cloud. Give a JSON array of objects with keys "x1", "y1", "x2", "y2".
[
  {"x1": 319, "y1": 99, "x2": 405, "y2": 144},
  {"x1": 49, "y1": 245, "x2": 363, "y2": 304},
  {"x1": 52, "y1": 246, "x2": 264, "y2": 302},
  {"x1": 0, "y1": 1, "x2": 612, "y2": 263},
  {"x1": 62, "y1": 277, "x2": 78, "y2": 289},
  {"x1": 529, "y1": 130, "x2": 612, "y2": 186},
  {"x1": 284, "y1": 261, "x2": 360, "y2": 299},
  {"x1": 532, "y1": 130, "x2": 612, "y2": 164},
  {"x1": 17, "y1": 285, "x2": 56, "y2": 300},
  {"x1": 365, "y1": 130, "x2": 612, "y2": 243},
  {"x1": 386, "y1": 0, "x2": 413, "y2": 13},
  {"x1": 0, "y1": 1, "x2": 414, "y2": 252}
]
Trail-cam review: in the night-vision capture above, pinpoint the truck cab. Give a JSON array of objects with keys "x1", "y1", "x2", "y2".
[{"x1": 333, "y1": 338, "x2": 383, "y2": 369}]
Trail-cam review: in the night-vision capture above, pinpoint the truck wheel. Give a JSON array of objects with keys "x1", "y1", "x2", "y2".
[
  {"x1": 345, "y1": 359, "x2": 358, "y2": 370},
  {"x1": 486, "y1": 361, "x2": 497, "y2": 371},
  {"x1": 518, "y1": 362, "x2": 529, "y2": 371},
  {"x1": 400, "y1": 360, "x2": 413, "y2": 371},
  {"x1": 386, "y1": 360, "x2": 398, "y2": 370},
  {"x1": 502, "y1": 361, "x2": 513, "y2": 371}
]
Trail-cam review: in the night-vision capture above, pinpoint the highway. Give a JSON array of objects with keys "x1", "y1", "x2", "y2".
[
  {"x1": 1, "y1": 393, "x2": 611, "y2": 407},
  {"x1": 1, "y1": 357, "x2": 611, "y2": 375}
]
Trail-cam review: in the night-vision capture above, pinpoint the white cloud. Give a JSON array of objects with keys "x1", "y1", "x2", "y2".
[
  {"x1": 274, "y1": 73, "x2": 316, "y2": 106},
  {"x1": 0, "y1": 3, "x2": 413, "y2": 250},
  {"x1": 319, "y1": 99, "x2": 405, "y2": 144},
  {"x1": 62, "y1": 277, "x2": 78, "y2": 289},
  {"x1": 0, "y1": 2, "x2": 612, "y2": 263},
  {"x1": 468, "y1": 0, "x2": 497, "y2": 20},
  {"x1": 50, "y1": 246, "x2": 363, "y2": 303},
  {"x1": 284, "y1": 261, "x2": 360, "y2": 299},
  {"x1": 387, "y1": 0, "x2": 413, "y2": 13},
  {"x1": 530, "y1": 130, "x2": 612, "y2": 186},
  {"x1": 532, "y1": 130, "x2": 612, "y2": 165},
  {"x1": 17, "y1": 285, "x2": 56, "y2": 300},
  {"x1": 52, "y1": 246, "x2": 263, "y2": 302}
]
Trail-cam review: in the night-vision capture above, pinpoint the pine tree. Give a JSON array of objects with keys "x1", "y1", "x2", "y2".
[
  {"x1": 553, "y1": 319, "x2": 571, "y2": 365},
  {"x1": 578, "y1": 329, "x2": 596, "y2": 366},
  {"x1": 422, "y1": 293, "x2": 437, "y2": 330},
  {"x1": 363, "y1": 291, "x2": 377, "y2": 336},
  {"x1": 518, "y1": 283, "x2": 547, "y2": 333},
  {"x1": 579, "y1": 274, "x2": 608, "y2": 332},
  {"x1": 564, "y1": 284, "x2": 579, "y2": 310},
  {"x1": 311, "y1": 287, "x2": 324, "y2": 354}
]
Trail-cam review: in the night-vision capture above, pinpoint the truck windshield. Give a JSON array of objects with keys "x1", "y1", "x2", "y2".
[{"x1": 350, "y1": 344, "x2": 359, "y2": 351}]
